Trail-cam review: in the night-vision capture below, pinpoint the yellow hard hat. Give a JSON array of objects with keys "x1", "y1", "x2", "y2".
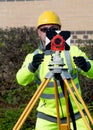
[{"x1": 37, "y1": 10, "x2": 61, "y2": 28}]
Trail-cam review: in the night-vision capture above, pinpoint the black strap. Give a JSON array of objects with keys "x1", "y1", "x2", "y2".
[{"x1": 68, "y1": 96, "x2": 77, "y2": 130}]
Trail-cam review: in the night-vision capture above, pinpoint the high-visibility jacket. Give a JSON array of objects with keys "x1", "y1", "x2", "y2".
[{"x1": 16, "y1": 45, "x2": 93, "y2": 118}]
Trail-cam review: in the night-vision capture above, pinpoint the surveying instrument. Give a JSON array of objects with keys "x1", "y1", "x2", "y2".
[{"x1": 13, "y1": 31, "x2": 93, "y2": 130}]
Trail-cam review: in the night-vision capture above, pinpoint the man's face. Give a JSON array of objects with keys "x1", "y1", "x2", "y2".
[{"x1": 37, "y1": 24, "x2": 60, "y2": 48}]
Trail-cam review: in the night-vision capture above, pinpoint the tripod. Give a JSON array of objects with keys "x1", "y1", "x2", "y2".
[{"x1": 13, "y1": 51, "x2": 93, "y2": 130}]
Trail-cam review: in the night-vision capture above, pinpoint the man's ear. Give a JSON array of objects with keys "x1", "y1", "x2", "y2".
[{"x1": 37, "y1": 29, "x2": 41, "y2": 37}]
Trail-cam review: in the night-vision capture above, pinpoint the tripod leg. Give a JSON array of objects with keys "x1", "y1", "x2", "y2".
[
  {"x1": 54, "y1": 80, "x2": 70, "y2": 130},
  {"x1": 70, "y1": 79, "x2": 93, "y2": 125},
  {"x1": 64, "y1": 79, "x2": 92, "y2": 130},
  {"x1": 54, "y1": 80, "x2": 61, "y2": 130},
  {"x1": 64, "y1": 83, "x2": 70, "y2": 129},
  {"x1": 13, "y1": 78, "x2": 51, "y2": 130}
]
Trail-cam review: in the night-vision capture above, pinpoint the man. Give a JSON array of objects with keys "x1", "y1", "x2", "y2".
[{"x1": 16, "y1": 10, "x2": 93, "y2": 130}]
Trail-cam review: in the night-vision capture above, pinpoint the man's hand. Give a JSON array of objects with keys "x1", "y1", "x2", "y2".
[
  {"x1": 28, "y1": 53, "x2": 44, "y2": 72},
  {"x1": 32, "y1": 53, "x2": 44, "y2": 68},
  {"x1": 73, "y1": 56, "x2": 91, "y2": 72}
]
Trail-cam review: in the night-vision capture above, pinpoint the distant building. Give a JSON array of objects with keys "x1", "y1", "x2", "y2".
[{"x1": 0, "y1": 0, "x2": 93, "y2": 31}]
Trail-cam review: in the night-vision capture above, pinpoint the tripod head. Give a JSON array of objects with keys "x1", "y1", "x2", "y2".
[{"x1": 48, "y1": 51, "x2": 65, "y2": 74}]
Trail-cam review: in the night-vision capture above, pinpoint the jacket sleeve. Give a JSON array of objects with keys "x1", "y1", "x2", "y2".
[
  {"x1": 16, "y1": 53, "x2": 37, "y2": 86},
  {"x1": 71, "y1": 45, "x2": 93, "y2": 78}
]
